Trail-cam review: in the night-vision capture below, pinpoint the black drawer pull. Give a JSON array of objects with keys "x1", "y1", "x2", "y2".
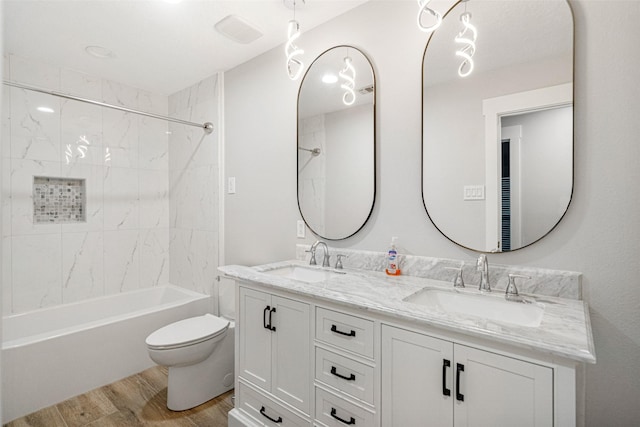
[
  {"x1": 269, "y1": 307, "x2": 277, "y2": 331},
  {"x1": 331, "y1": 324, "x2": 356, "y2": 337},
  {"x1": 456, "y1": 363, "x2": 465, "y2": 402},
  {"x1": 263, "y1": 306, "x2": 271, "y2": 330},
  {"x1": 442, "y1": 359, "x2": 451, "y2": 396},
  {"x1": 260, "y1": 406, "x2": 283, "y2": 424},
  {"x1": 331, "y1": 366, "x2": 356, "y2": 381},
  {"x1": 331, "y1": 408, "x2": 355, "y2": 425}
]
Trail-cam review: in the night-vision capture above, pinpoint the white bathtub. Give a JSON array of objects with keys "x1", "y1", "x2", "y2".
[{"x1": 2, "y1": 285, "x2": 212, "y2": 423}]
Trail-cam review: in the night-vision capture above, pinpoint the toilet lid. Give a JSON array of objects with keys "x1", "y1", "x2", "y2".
[{"x1": 146, "y1": 314, "x2": 229, "y2": 350}]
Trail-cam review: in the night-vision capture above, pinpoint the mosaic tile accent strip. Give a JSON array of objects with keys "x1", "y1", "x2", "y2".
[{"x1": 33, "y1": 176, "x2": 86, "y2": 223}]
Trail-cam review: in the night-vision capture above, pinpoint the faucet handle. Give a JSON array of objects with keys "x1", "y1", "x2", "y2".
[
  {"x1": 335, "y1": 254, "x2": 348, "y2": 269},
  {"x1": 305, "y1": 248, "x2": 317, "y2": 265},
  {"x1": 444, "y1": 266, "x2": 465, "y2": 288},
  {"x1": 505, "y1": 274, "x2": 531, "y2": 301}
]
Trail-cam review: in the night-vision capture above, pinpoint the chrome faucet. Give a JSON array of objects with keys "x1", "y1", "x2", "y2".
[
  {"x1": 308, "y1": 241, "x2": 331, "y2": 267},
  {"x1": 477, "y1": 254, "x2": 491, "y2": 292}
]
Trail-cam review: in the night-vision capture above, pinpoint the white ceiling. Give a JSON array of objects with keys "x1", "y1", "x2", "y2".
[{"x1": 3, "y1": 0, "x2": 369, "y2": 95}]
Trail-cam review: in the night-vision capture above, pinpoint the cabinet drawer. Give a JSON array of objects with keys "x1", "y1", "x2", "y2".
[
  {"x1": 315, "y1": 347, "x2": 374, "y2": 405},
  {"x1": 237, "y1": 382, "x2": 311, "y2": 427},
  {"x1": 315, "y1": 387, "x2": 375, "y2": 427},
  {"x1": 315, "y1": 308, "x2": 374, "y2": 358}
]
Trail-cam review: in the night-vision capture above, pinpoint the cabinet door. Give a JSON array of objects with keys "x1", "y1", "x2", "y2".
[
  {"x1": 382, "y1": 325, "x2": 454, "y2": 427},
  {"x1": 453, "y1": 345, "x2": 552, "y2": 427},
  {"x1": 239, "y1": 287, "x2": 272, "y2": 391},
  {"x1": 271, "y1": 295, "x2": 311, "y2": 414}
]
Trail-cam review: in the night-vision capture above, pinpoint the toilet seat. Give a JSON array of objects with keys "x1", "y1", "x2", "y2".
[{"x1": 146, "y1": 314, "x2": 229, "y2": 351}]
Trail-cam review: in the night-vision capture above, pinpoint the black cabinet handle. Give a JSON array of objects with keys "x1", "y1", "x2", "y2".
[
  {"x1": 442, "y1": 359, "x2": 451, "y2": 396},
  {"x1": 269, "y1": 307, "x2": 277, "y2": 331},
  {"x1": 330, "y1": 408, "x2": 355, "y2": 425},
  {"x1": 260, "y1": 406, "x2": 283, "y2": 423},
  {"x1": 331, "y1": 324, "x2": 356, "y2": 337},
  {"x1": 331, "y1": 366, "x2": 356, "y2": 381},
  {"x1": 263, "y1": 306, "x2": 271, "y2": 330},
  {"x1": 456, "y1": 363, "x2": 465, "y2": 402}
]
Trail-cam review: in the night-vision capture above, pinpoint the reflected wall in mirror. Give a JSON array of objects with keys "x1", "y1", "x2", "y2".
[
  {"x1": 422, "y1": 0, "x2": 573, "y2": 252},
  {"x1": 298, "y1": 46, "x2": 375, "y2": 240}
]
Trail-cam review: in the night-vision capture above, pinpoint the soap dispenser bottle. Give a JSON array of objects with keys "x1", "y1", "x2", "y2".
[{"x1": 385, "y1": 237, "x2": 402, "y2": 276}]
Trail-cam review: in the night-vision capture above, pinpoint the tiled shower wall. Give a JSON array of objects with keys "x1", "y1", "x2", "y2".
[
  {"x1": 1, "y1": 54, "x2": 173, "y2": 314},
  {"x1": 168, "y1": 76, "x2": 219, "y2": 297}
]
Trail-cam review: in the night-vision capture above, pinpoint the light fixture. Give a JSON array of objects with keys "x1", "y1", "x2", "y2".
[
  {"x1": 284, "y1": 0, "x2": 305, "y2": 80},
  {"x1": 322, "y1": 73, "x2": 338, "y2": 84},
  {"x1": 37, "y1": 106, "x2": 55, "y2": 113},
  {"x1": 454, "y1": 1, "x2": 477, "y2": 78},
  {"x1": 339, "y1": 56, "x2": 356, "y2": 106},
  {"x1": 417, "y1": 0, "x2": 442, "y2": 33}
]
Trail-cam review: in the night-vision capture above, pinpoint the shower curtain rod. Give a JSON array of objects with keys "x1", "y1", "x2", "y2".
[{"x1": 2, "y1": 80, "x2": 214, "y2": 134}]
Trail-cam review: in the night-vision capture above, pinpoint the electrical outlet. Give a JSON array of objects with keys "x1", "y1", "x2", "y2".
[
  {"x1": 296, "y1": 220, "x2": 306, "y2": 238},
  {"x1": 464, "y1": 185, "x2": 485, "y2": 200},
  {"x1": 228, "y1": 177, "x2": 236, "y2": 194}
]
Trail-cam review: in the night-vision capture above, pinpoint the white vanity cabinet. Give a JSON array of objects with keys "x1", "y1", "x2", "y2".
[
  {"x1": 381, "y1": 325, "x2": 553, "y2": 427},
  {"x1": 238, "y1": 287, "x2": 312, "y2": 422}
]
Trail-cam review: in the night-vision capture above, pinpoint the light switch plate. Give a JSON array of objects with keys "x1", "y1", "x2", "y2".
[
  {"x1": 296, "y1": 220, "x2": 306, "y2": 238},
  {"x1": 228, "y1": 177, "x2": 236, "y2": 194}
]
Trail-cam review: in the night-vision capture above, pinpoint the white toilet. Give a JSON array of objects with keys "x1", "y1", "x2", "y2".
[{"x1": 146, "y1": 313, "x2": 235, "y2": 411}]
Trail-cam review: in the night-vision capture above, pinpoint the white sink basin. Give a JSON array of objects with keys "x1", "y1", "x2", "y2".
[
  {"x1": 404, "y1": 289, "x2": 545, "y2": 327},
  {"x1": 265, "y1": 266, "x2": 344, "y2": 283}
]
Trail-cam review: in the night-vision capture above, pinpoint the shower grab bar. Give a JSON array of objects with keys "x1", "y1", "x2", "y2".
[{"x1": 3, "y1": 80, "x2": 214, "y2": 134}]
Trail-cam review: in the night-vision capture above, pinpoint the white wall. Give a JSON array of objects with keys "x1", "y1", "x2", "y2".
[{"x1": 224, "y1": 1, "x2": 640, "y2": 425}]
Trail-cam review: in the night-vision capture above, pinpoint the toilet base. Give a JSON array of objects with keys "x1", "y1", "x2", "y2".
[{"x1": 166, "y1": 324, "x2": 235, "y2": 411}]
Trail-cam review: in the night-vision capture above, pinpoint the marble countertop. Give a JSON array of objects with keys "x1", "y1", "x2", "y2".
[{"x1": 219, "y1": 260, "x2": 596, "y2": 364}]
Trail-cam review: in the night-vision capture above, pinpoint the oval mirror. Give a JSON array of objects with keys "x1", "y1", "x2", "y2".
[
  {"x1": 422, "y1": 0, "x2": 573, "y2": 252},
  {"x1": 298, "y1": 46, "x2": 376, "y2": 240}
]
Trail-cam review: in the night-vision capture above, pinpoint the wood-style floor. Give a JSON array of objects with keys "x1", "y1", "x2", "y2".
[{"x1": 4, "y1": 366, "x2": 234, "y2": 427}]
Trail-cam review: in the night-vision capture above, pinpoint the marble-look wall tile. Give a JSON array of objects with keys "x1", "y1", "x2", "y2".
[
  {"x1": 61, "y1": 163, "x2": 104, "y2": 233},
  {"x1": 12, "y1": 233, "x2": 62, "y2": 312},
  {"x1": 10, "y1": 88, "x2": 61, "y2": 161},
  {"x1": 139, "y1": 169, "x2": 169, "y2": 229},
  {"x1": 10, "y1": 158, "x2": 62, "y2": 235},
  {"x1": 104, "y1": 230, "x2": 140, "y2": 294},
  {"x1": 9, "y1": 54, "x2": 60, "y2": 89},
  {"x1": 62, "y1": 231, "x2": 104, "y2": 303},
  {"x1": 103, "y1": 109, "x2": 138, "y2": 169},
  {"x1": 60, "y1": 69, "x2": 102, "y2": 100},
  {"x1": 103, "y1": 166, "x2": 139, "y2": 230},
  {"x1": 140, "y1": 228, "x2": 169, "y2": 288},
  {"x1": 60, "y1": 100, "x2": 103, "y2": 166},
  {"x1": 139, "y1": 116, "x2": 169, "y2": 171},
  {"x1": 169, "y1": 228, "x2": 217, "y2": 295},
  {"x1": 3, "y1": 237, "x2": 12, "y2": 313},
  {"x1": 2, "y1": 65, "x2": 11, "y2": 159},
  {"x1": 2, "y1": 158, "x2": 11, "y2": 237},
  {"x1": 101, "y1": 79, "x2": 138, "y2": 109},
  {"x1": 169, "y1": 165, "x2": 216, "y2": 231},
  {"x1": 138, "y1": 90, "x2": 168, "y2": 116}
]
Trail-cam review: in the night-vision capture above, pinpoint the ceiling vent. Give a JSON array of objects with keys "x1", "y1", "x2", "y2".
[{"x1": 214, "y1": 15, "x2": 263, "y2": 44}]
